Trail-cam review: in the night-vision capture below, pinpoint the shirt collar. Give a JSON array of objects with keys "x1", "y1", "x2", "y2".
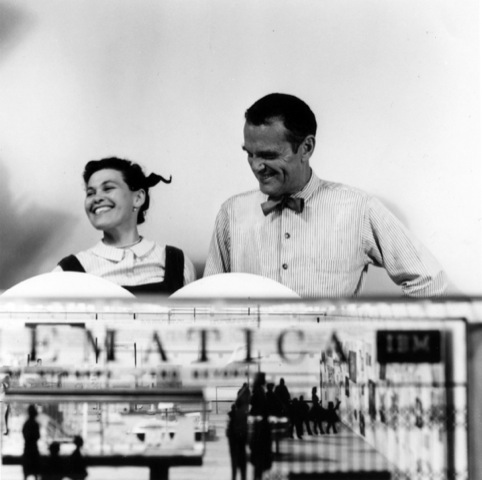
[
  {"x1": 292, "y1": 170, "x2": 321, "y2": 202},
  {"x1": 90, "y1": 238, "x2": 155, "y2": 262}
]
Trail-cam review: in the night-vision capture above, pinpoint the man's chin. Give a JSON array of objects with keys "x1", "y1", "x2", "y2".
[{"x1": 258, "y1": 182, "x2": 280, "y2": 197}]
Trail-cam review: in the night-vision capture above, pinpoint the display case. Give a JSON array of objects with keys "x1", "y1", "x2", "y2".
[{"x1": 0, "y1": 296, "x2": 476, "y2": 480}]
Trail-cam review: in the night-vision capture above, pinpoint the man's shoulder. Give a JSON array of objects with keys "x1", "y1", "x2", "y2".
[
  {"x1": 318, "y1": 178, "x2": 371, "y2": 197},
  {"x1": 220, "y1": 188, "x2": 264, "y2": 210},
  {"x1": 314, "y1": 178, "x2": 373, "y2": 203}
]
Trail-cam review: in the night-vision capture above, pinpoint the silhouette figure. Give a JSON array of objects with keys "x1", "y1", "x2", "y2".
[
  {"x1": 237, "y1": 382, "x2": 251, "y2": 412},
  {"x1": 309, "y1": 387, "x2": 325, "y2": 435},
  {"x1": 359, "y1": 410, "x2": 366, "y2": 436},
  {"x1": 227, "y1": 383, "x2": 250, "y2": 480},
  {"x1": 42, "y1": 441, "x2": 63, "y2": 480},
  {"x1": 415, "y1": 397, "x2": 424, "y2": 428},
  {"x1": 274, "y1": 378, "x2": 290, "y2": 416},
  {"x1": 325, "y1": 399, "x2": 341, "y2": 434},
  {"x1": 227, "y1": 401, "x2": 248, "y2": 480},
  {"x1": 289, "y1": 398, "x2": 304, "y2": 439},
  {"x1": 249, "y1": 373, "x2": 272, "y2": 480},
  {"x1": 22, "y1": 405, "x2": 41, "y2": 480},
  {"x1": 266, "y1": 382, "x2": 287, "y2": 455},
  {"x1": 2, "y1": 374, "x2": 10, "y2": 435},
  {"x1": 266, "y1": 383, "x2": 283, "y2": 417},
  {"x1": 68, "y1": 435, "x2": 88, "y2": 479},
  {"x1": 299, "y1": 396, "x2": 312, "y2": 436},
  {"x1": 287, "y1": 399, "x2": 295, "y2": 438},
  {"x1": 237, "y1": 382, "x2": 251, "y2": 398},
  {"x1": 249, "y1": 373, "x2": 268, "y2": 418}
]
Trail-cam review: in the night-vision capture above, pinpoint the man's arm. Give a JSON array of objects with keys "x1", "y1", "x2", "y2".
[
  {"x1": 363, "y1": 197, "x2": 448, "y2": 297},
  {"x1": 203, "y1": 205, "x2": 231, "y2": 276}
]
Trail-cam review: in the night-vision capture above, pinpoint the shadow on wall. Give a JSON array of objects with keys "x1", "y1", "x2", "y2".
[
  {"x1": 0, "y1": 3, "x2": 62, "y2": 288},
  {"x1": 0, "y1": 1, "x2": 35, "y2": 64},
  {"x1": 0, "y1": 160, "x2": 77, "y2": 289}
]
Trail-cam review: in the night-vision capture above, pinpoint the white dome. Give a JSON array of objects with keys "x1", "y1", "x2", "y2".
[
  {"x1": 1, "y1": 272, "x2": 134, "y2": 299},
  {"x1": 170, "y1": 273, "x2": 299, "y2": 299}
]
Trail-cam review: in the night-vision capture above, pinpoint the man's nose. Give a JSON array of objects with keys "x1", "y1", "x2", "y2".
[{"x1": 250, "y1": 157, "x2": 266, "y2": 173}]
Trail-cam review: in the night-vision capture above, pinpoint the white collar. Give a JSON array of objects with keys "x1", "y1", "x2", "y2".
[{"x1": 90, "y1": 238, "x2": 155, "y2": 262}]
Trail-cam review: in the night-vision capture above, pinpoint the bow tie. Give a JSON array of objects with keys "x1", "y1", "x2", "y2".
[{"x1": 261, "y1": 195, "x2": 305, "y2": 216}]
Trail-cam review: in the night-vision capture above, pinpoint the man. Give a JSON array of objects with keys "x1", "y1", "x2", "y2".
[{"x1": 204, "y1": 93, "x2": 447, "y2": 297}]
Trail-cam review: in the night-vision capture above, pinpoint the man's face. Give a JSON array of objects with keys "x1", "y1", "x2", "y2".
[{"x1": 243, "y1": 119, "x2": 311, "y2": 198}]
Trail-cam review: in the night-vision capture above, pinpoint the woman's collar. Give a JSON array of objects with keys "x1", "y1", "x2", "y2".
[{"x1": 91, "y1": 237, "x2": 155, "y2": 261}]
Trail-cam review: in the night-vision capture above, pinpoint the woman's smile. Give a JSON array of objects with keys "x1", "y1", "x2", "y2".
[{"x1": 92, "y1": 205, "x2": 114, "y2": 215}]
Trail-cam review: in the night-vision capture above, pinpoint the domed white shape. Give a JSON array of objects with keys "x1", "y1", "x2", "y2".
[
  {"x1": 170, "y1": 273, "x2": 299, "y2": 299},
  {"x1": 1, "y1": 272, "x2": 134, "y2": 299}
]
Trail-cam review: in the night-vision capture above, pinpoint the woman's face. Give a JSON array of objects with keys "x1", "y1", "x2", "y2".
[{"x1": 84, "y1": 168, "x2": 144, "y2": 232}]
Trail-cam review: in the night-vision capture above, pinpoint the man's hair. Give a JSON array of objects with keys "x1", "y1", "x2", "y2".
[{"x1": 245, "y1": 93, "x2": 317, "y2": 151}]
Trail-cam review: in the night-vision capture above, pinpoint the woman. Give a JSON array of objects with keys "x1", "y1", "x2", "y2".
[{"x1": 56, "y1": 157, "x2": 196, "y2": 295}]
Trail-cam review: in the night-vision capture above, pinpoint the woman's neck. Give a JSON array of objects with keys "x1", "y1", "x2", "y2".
[{"x1": 102, "y1": 228, "x2": 141, "y2": 248}]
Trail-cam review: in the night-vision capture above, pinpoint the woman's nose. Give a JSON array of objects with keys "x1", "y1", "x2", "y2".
[{"x1": 88, "y1": 193, "x2": 104, "y2": 205}]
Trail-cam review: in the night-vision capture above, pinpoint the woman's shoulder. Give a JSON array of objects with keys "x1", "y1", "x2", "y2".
[
  {"x1": 57, "y1": 241, "x2": 104, "y2": 271},
  {"x1": 140, "y1": 240, "x2": 180, "y2": 259},
  {"x1": 148, "y1": 241, "x2": 188, "y2": 258},
  {"x1": 57, "y1": 254, "x2": 85, "y2": 272},
  {"x1": 143, "y1": 240, "x2": 196, "y2": 286}
]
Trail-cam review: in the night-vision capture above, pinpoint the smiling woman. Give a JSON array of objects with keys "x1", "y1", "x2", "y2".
[{"x1": 55, "y1": 157, "x2": 196, "y2": 295}]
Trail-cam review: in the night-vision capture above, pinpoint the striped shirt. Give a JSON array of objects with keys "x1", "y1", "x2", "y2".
[
  {"x1": 204, "y1": 172, "x2": 447, "y2": 298},
  {"x1": 55, "y1": 238, "x2": 196, "y2": 287}
]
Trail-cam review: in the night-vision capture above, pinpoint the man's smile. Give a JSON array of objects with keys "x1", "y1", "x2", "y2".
[{"x1": 257, "y1": 169, "x2": 277, "y2": 182}]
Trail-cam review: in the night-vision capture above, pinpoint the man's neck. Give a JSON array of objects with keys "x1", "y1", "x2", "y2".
[{"x1": 286, "y1": 168, "x2": 312, "y2": 197}]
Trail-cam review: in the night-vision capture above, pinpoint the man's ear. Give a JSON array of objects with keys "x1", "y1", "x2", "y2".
[{"x1": 301, "y1": 135, "x2": 316, "y2": 161}]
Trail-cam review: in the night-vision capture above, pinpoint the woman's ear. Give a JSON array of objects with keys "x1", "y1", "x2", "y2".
[{"x1": 133, "y1": 189, "x2": 146, "y2": 208}]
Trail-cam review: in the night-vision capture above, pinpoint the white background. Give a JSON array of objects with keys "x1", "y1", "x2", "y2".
[{"x1": 0, "y1": 0, "x2": 479, "y2": 295}]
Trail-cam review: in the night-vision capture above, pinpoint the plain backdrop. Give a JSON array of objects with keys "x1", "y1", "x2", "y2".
[{"x1": 0, "y1": 0, "x2": 479, "y2": 295}]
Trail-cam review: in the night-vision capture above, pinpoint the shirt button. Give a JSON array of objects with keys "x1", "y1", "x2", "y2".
[
  {"x1": 282, "y1": 263, "x2": 288, "y2": 270},
  {"x1": 285, "y1": 233, "x2": 290, "y2": 239}
]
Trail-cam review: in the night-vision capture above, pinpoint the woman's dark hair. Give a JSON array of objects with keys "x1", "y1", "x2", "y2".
[
  {"x1": 245, "y1": 93, "x2": 317, "y2": 152},
  {"x1": 83, "y1": 157, "x2": 171, "y2": 224}
]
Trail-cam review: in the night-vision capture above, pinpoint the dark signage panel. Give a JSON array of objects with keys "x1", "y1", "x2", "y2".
[{"x1": 377, "y1": 330, "x2": 442, "y2": 363}]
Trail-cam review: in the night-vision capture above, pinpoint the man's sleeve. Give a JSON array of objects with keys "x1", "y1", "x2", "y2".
[
  {"x1": 203, "y1": 204, "x2": 231, "y2": 276},
  {"x1": 363, "y1": 196, "x2": 448, "y2": 297}
]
